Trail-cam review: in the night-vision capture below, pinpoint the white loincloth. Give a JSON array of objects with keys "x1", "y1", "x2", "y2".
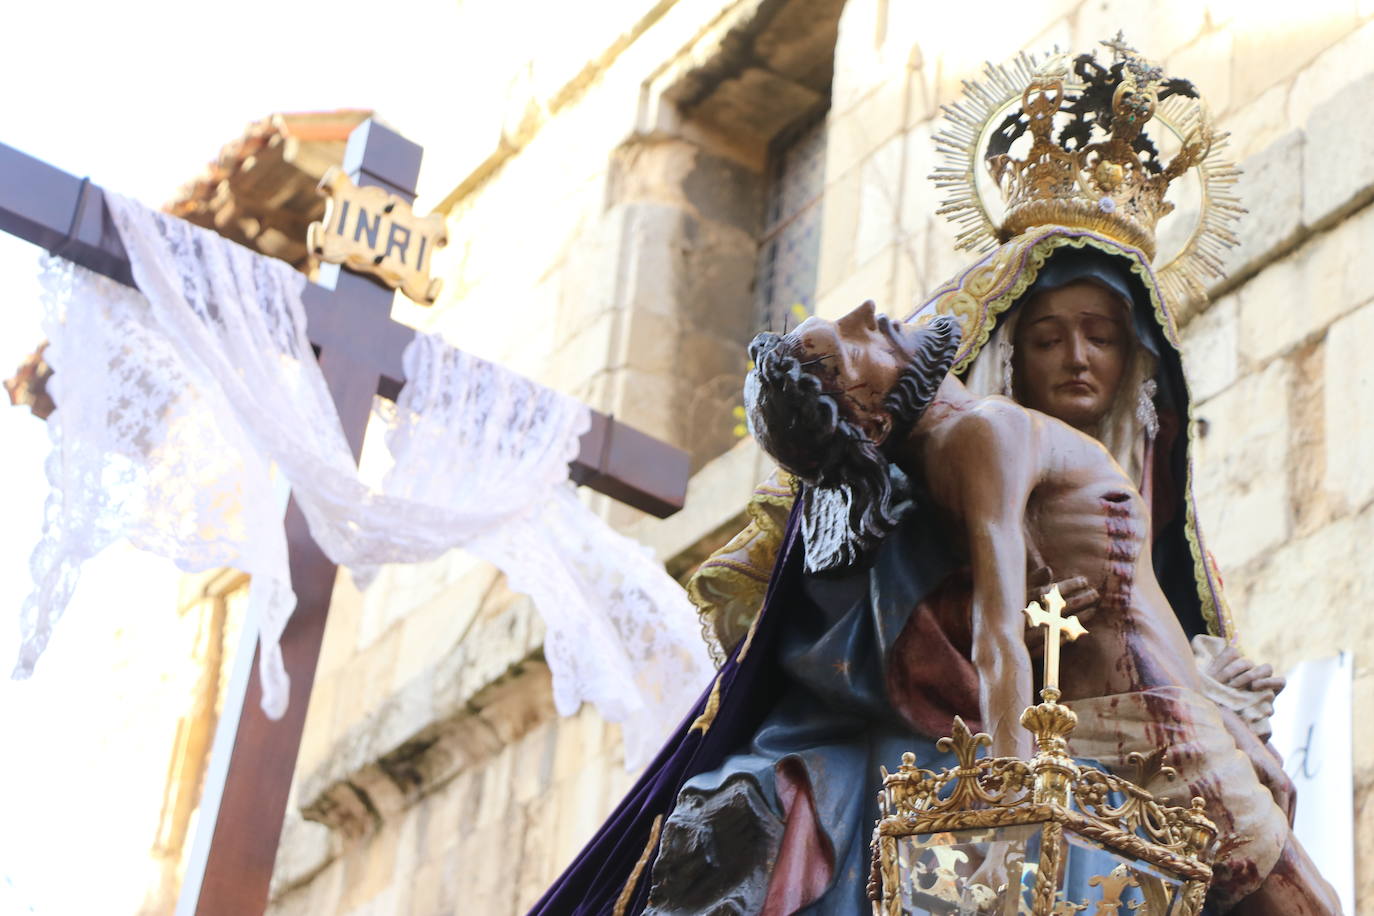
[{"x1": 1066, "y1": 686, "x2": 1287, "y2": 910}]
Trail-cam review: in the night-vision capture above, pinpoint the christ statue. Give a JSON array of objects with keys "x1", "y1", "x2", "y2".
[{"x1": 736, "y1": 301, "x2": 1338, "y2": 914}]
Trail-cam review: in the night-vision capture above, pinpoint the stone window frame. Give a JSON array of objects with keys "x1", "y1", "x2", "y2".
[
  {"x1": 149, "y1": 568, "x2": 249, "y2": 909},
  {"x1": 755, "y1": 108, "x2": 829, "y2": 334}
]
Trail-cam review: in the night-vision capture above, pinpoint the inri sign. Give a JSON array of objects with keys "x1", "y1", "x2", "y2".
[{"x1": 308, "y1": 167, "x2": 447, "y2": 305}]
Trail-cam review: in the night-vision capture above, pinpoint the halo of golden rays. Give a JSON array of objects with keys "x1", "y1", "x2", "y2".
[{"x1": 929, "y1": 46, "x2": 1243, "y2": 316}]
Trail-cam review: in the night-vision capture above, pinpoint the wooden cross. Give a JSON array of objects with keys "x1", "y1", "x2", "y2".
[
  {"x1": 1022, "y1": 584, "x2": 1088, "y2": 693},
  {"x1": 0, "y1": 120, "x2": 691, "y2": 915}
]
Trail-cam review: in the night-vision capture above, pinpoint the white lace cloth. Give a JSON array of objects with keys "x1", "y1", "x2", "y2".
[{"x1": 14, "y1": 193, "x2": 711, "y2": 768}]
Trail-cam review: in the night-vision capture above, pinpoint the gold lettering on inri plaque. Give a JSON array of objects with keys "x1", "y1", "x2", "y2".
[{"x1": 307, "y1": 167, "x2": 447, "y2": 305}]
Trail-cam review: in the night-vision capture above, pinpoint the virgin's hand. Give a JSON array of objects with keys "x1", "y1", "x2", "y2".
[
  {"x1": 1205, "y1": 645, "x2": 1285, "y2": 741},
  {"x1": 1208, "y1": 645, "x2": 1286, "y2": 697}
]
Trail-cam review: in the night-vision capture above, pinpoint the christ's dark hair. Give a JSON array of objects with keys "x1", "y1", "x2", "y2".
[{"x1": 744, "y1": 315, "x2": 962, "y2": 572}]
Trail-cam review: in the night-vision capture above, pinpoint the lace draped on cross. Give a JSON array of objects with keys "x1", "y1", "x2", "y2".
[{"x1": 14, "y1": 193, "x2": 711, "y2": 768}]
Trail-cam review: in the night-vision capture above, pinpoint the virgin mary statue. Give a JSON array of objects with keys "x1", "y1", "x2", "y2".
[{"x1": 530, "y1": 38, "x2": 1287, "y2": 916}]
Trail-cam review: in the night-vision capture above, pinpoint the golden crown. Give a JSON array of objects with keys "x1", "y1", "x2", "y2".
[{"x1": 931, "y1": 34, "x2": 1243, "y2": 310}]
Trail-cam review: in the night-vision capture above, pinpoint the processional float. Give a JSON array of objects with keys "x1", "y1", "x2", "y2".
[
  {"x1": 868, "y1": 34, "x2": 1241, "y2": 914},
  {"x1": 869, "y1": 586, "x2": 1218, "y2": 915}
]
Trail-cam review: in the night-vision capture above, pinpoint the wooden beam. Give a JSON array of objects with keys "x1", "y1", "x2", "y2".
[
  {"x1": 571, "y1": 410, "x2": 691, "y2": 519},
  {"x1": 0, "y1": 138, "x2": 689, "y2": 518},
  {"x1": 0, "y1": 122, "x2": 694, "y2": 916}
]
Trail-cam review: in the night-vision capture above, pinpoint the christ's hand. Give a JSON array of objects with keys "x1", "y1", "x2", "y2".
[{"x1": 1025, "y1": 567, "x2": 1098, "y2": 653}]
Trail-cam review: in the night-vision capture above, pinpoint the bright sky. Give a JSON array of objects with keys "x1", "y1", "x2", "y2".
[{"x1": 0, "y1": 1, "x2": 487, "y2": 911}]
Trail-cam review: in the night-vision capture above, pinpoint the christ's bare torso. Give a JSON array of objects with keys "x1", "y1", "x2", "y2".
[
  {"x1": 918, "y1": 396, "x2": 1202, "y2": 700},
  {"x1": 1024, "y1": 418, "x2": 1201, "y2": 699}
]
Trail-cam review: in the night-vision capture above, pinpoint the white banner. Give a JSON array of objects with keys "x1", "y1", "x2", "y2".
[{"x1": 1268, "y1": 652, "x2": 1355, "y2": 915}]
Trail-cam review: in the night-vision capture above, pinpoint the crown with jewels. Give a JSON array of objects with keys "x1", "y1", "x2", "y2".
[{"x1": 931, "y1": 34, "x2": 1243, "y2": 310}]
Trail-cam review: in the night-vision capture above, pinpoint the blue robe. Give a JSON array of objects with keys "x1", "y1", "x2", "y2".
[{"x1": 528, "y1": 503, "x2": 998, "y2": 913}]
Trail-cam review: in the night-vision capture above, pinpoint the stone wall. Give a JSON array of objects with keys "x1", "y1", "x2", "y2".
[
  {"x1": 816, "y1": 3, "x2": 1374, "y2": 909},
  {"x1": 268, "y1": 1, "x2": 1374, "y2": 913},
  {"x1": 268, "y1": 1, "x2": 841, "y2": 913}
]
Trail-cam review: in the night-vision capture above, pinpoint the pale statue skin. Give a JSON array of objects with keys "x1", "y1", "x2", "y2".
[{"x1": 789, "y1": 298, "x2": 1339, "y2": 915}]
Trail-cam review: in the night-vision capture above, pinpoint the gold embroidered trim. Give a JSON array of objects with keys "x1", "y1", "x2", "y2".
[
  {"x1": 1181, "y1": 420, "x2": 1234, "y2": 640},
  {"x1": 612, "y1": 814, "x2": 664, "y2": 916},
  {"x1": 736, "y1": 598, "x2": 765, "y2": 664},
  {"x1": 913, "y1": 228, "x2": 1178, "y2": 377},
  {"x1": 687, "y1": 470, "x2": 796, "y2": 663},
  {"x1": 688, "y1": 676, "x2": 722, "y2": 735},
  {"x1": 695, "y1": 557, "x2": 772, "y2": 583}
]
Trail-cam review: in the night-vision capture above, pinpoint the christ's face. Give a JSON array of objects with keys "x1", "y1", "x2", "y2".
[
  {"x1": 1013, "y1": 280, "x2": 1130, "y2": 430},
  {"x1": 791, "y1": 300, "x2": 918, "y2": 443}
]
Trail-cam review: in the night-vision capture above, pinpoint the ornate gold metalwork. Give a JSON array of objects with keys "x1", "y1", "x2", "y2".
[
  {"x1": 1034, "y1": 821, "x2": 1066, "y2": 912},
  {"x1": 1023, "y1": 585, "x2": 1087, "y2": 692},
  {"x1": 930, "y1": 34, "x2": 1242, "y2": 314},
  {"x1": 879, "y1": 833, "x2": 902, "y2": 916},
  {"x1": 870, "y1": 613, "x2": 1218, "y2": 914},
  {"x1": 1021, "y1": 584, "x2": 1087, "y2": 809},
  {"x1": 1087, "y1": 863, "x2": 1138, "y2": 914},
  {"x1": 1180, "y1": 877, "x2": 1209, "y2": 914}
]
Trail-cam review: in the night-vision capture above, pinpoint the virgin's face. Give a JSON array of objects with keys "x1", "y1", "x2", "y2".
[{"x1": 1013, "y1": 281, "x2": 1130, "y2": 430}]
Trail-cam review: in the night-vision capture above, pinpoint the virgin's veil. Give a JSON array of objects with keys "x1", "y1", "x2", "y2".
[{"x1": 908, "y1": 224, "x2": 1234, "y2": 641}]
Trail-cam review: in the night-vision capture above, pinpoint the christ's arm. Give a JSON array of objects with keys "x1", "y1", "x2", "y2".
[{"x1": 933, "y1": 402, "x2": 1042, "y2": 759}]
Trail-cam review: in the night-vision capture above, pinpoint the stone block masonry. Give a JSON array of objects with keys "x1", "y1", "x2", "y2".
[{"x1": 265, "y1": 2, "x2": 1374, "y2": 914}]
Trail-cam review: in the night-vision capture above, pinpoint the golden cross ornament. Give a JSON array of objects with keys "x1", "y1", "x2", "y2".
[
  {"x1": 1100, "y1": 30, "x2": 1138, "y2": 59},
  {"x1": 1023, "y1": 584, "x2": 1088, "y2": 692}
]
